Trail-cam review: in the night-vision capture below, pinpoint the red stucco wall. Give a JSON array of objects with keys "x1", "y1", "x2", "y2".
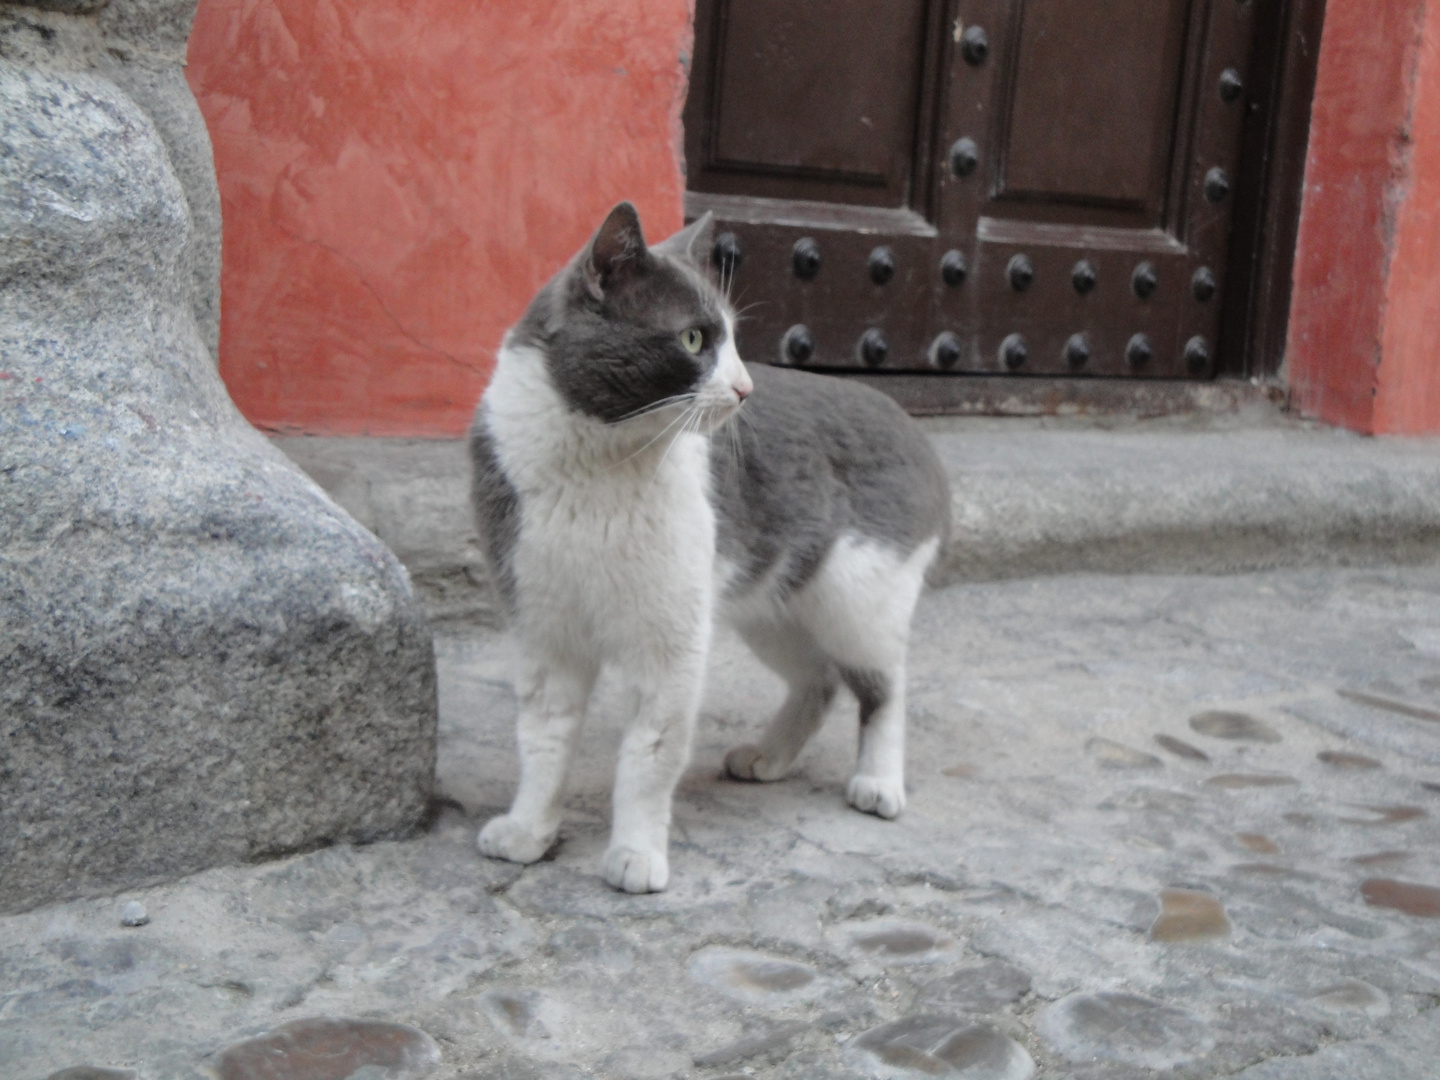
[
  {"x1": 1288, "y1": 0, "x2": 1440, "y2": 433},
  {"x1": 187, "y1": 0, "x2": 693, "y2": 436},
  {"x1": 1375, "y1": 0, "x2": 1440, "y2": 432},
  {"x1": 192, "y1": 1, "x2": 1438, "y2": 435}
]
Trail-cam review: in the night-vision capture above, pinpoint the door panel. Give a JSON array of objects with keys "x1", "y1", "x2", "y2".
[
  {"x1": 1000, "y1": 0, "x2": 1190, "y2": 213},
  {"x1": 712, "y1": 0, "x2": 928, "y2": 192},
  {"x1": 682, "y1": 0, "x2": 1261, "y2": 384},
  {"x1": 693, "y1": 0, "x2": 932, "y2": 207}
]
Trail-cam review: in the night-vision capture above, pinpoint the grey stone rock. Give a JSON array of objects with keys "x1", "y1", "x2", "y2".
[
  {"x1": 118, "y1": 901, "x2": 148, "y2": 927},
  {"x1": 1285, "y1": 695, "x2": 1440, "y2": 765},
  {"x1": 479, "y1": 989, "x2": 552, "y2": 1041},
  {"x1": 598, "y1": 1046, "x2": 691, "y2": 1079},
  {"x1": 1036, "y1": 991, "x2": 1215, "y2": 1071},
  {"x1": 1149, "y1": 887, "x2": 1231, "y2": 942},
  {"x1": 544, "y1": 922, "x2": 636, "y2": 973},
  {"x1": 212, "y1": 1017, "x2": 441, "y2": 1080},
  {"x1": 455, "y1": 1064, "x2": 548, "y2": 1080},
  {"x1": 102, "y1": 59, "x2": 222, "y2": 361},
  {"x1": 1306, "y1": 979, "x2": 1390, "y2": 1018},
  {"x1": 693, "y1": 1023, "x2": 809, "y2": 1067},
  {"x1": 274, "y1": 437, "x2": 496, "y2": 627},
  {"x1": 1223, "y1": 877, "x2": 1388, "y2": 941},
  {"x1": 1086, "y1": 737, "x2": 1163, "y2": 769},
  {"x1": 95, "y1": 0, "x2": 200, "y2": 59},
  {"x1": 841, "y1": 919, "x2": 958, "y2": 965},
  {"x1": 1190, "y1": 710, "x2": 1283, "y2": 743},
  {"x1": 454, "y1": 1063, "x2": 588, "y2": 1080},
  {"x1": 745, "y1": 877, "x2": 833, "y2": 951},
  {"x1": 1226, "y1": 1006, "x2": 1440, "y2": 1079},
  {"x1": 0, "y1": 5, "x2": 436, "y2": 914},
  {"x1": 44, "y1": 1069, "x2": 135, "y2": 1080},
  {"x1": 847, "y1": 1015, "x2": 1035, "y2": 1079},
  {"x1": 19, "y1": 2, "x2": 109, "y2": 15},
  {"x1": 916, "y1": 962, "x2": 1032, "y2": 1015},
  {"x1": 1155, "y1": 733, "x2": 1210, "y2": 760},
  {"x1": 688, "y1": 947, "x2": 840, "y2": 1006},
  {"x1": 1317, "y1": 750, "x2": 1383, "y2": 769}
]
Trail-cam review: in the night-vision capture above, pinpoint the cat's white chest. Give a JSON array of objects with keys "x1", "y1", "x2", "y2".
[
  {"x1": 485, "y1": 345, "x2": 716, "y2": 658},
  {"x1": 523, "y1": 445, "x2": 713, "y2": 584}
]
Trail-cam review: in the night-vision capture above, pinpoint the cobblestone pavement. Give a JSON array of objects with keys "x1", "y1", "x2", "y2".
[{"x1": 6, "y1": 566, "x2": 1440, "y2": 1080}]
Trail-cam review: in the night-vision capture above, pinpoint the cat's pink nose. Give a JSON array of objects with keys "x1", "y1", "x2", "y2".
[{"x1": 733, "y1": 373, "x2": 754, "y2": 401}]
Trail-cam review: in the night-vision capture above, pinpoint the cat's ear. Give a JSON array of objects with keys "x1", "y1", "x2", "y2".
[
  {"x1": 581, "y1": 201, "x2": 648, "y2": 301},
  {"x1": 652, "y1": 211, "x2": 714, "y2": 267}
]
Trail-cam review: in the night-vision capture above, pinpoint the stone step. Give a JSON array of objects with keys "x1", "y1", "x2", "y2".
[{"x1": 274, "y1": 412, "x2": 1440, "y2": 626}]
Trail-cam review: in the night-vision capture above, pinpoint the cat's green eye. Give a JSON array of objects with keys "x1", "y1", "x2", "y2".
[{"x1": 680, "y1": 327, "x2": 704, "y2": 354}]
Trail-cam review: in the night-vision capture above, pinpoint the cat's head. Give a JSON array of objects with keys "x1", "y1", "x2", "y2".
[{"x1": 515, "y1": 202, "x2": 752, "y2": 432}]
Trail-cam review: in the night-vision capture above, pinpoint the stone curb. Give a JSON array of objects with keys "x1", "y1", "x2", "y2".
[
  {"x1": 273, "y1": 416, "x2": 1440, "y2": 624},
  {"x1": 926, "y1": 420, "x2": 1440, "y2": 585}
]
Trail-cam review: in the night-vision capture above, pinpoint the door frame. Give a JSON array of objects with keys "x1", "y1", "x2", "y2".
[{"x1": 1219, "y1": 0, "x2": 1328, "y2": 382}]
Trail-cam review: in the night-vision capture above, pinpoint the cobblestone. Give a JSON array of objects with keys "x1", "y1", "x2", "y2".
[{"x1": 5, "y1": 565, "x2": 1440, "y2": 1078}]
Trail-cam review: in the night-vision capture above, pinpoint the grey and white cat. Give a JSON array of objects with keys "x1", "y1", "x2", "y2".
[{"x1": 469, "y1": 202, "x2": 949, "y2": 893}]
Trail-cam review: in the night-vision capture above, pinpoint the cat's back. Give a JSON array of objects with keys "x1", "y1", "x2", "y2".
[{"x1": 712, "y1": 365, "x2": 949, "y2": 596}]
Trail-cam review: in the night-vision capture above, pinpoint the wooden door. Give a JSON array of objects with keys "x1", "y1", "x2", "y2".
[{"x1": 683, "y1": 0, "x2": 1262, "y2": 381}]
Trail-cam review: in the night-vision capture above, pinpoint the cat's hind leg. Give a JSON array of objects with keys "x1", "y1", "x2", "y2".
[
  {"x1": 478, "y1": 654, "x2": 597, "y2": 864},
  {"x1": 790, "y1": 535, "x2": 939, "y2": 820},
  {"x1": 724, "y1": 618, "x2": 838, "y2": 782},
  {"x1": 840, "y1": 663, "x2": 908, "y2": 819}
]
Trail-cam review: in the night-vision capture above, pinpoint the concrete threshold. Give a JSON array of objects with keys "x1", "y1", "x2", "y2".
[{"x1": 273, "y1": 410, "x2": 1440, "y2": 626}]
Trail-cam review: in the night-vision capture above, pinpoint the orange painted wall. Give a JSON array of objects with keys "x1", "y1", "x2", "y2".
[
  {"x1": 1288, "y1": 0, "x2": 1440, "y2": 433},
  {"x1": 1375, "y1": 0, "x2": 1440, "y2": 432},
  {"x1": 186, "y1": 0, "x2": 693, "y2": 436}
]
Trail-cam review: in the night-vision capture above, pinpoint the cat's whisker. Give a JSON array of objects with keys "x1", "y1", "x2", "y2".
[
  {"x1": 612, "y1": 392, "x2": 698, "y2": 425},
  {"x1": 609, "y1": 401, "x2": 698, "y2": 469},
  {"x1": 731, "y1": 301, "x2": 764, "y2": 327},
  {"x1": 717, "y1": 412, "x2": 743, "y2": 480},
  {"x1": 653, "y1": 404, "x2": 701, "y2": 476}
]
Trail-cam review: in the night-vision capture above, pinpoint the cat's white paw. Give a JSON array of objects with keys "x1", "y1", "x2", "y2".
[
  {"x1": 477, "y1": 815, "x2": 553, "y2": 864},
  {"x1": 847, "y1": 774, "x2": 905, "y2": 819},
  {"x1": 602, "y1": 845, "x2": 669, "y2": 893},
  {"x1": 724, "y1": 744, "x2": 788, "y2": 782}
]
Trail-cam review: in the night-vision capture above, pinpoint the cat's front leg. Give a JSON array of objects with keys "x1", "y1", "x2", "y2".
[
  {"x1": 478, "y1": 656, "x2": 597, "y2": 864},
  {"x1": 604, "y1": 666, "x2": 705, "y2": 893}
]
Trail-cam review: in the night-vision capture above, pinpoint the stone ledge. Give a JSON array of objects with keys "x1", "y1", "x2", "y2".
[
  {"x1": 924, "y1": 417, "x2": 1440, "y2": 584},
  {"x1": 273, "y1": 413, "x2": 1440, "y2": 623}
]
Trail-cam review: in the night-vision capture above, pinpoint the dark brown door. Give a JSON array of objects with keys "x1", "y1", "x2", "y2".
[{"x1": 683, "y1": 0, "x2": 1260, "y2": 380}]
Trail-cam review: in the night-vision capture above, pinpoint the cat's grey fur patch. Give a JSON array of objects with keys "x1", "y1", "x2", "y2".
[
  {"x1": 839, "y1": 667, "x2": 891, "y2": 726},
  {"x1": 468, "y1": 409, "x2": 521, "y2": 616},
  {"x1": 711, "y1": 363, "x2": 950, "y2": 598}
]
